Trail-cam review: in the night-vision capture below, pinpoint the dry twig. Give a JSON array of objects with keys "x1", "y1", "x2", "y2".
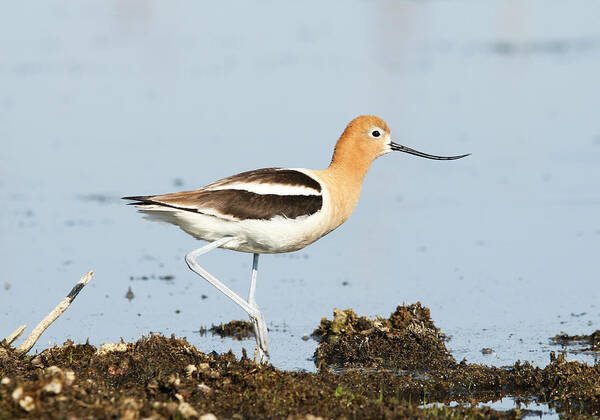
[
  {"x1": 10, "y1": 270, "x2": 94, "y2": 354},
  {"x1": 2, "y1": 325, "x2": 27, "y2": 346}
]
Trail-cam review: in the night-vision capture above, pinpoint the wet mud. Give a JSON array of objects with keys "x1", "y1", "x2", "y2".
[{"x1": 1, "y1": 304, "x2": 599, "y2": 419}]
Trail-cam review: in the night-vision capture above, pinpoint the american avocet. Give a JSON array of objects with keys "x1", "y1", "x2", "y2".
[{"x1": 124, "y1": 115, "x2": 468, "y2": 361}]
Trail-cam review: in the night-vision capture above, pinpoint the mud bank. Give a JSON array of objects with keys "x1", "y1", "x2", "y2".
[{"x1": 1, "y1": 303, "x2": 599, "y2": 418}]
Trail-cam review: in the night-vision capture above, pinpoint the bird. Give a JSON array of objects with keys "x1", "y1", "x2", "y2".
[{"x1": 123, "y1": 115, "x2": 469, "y2": 362}]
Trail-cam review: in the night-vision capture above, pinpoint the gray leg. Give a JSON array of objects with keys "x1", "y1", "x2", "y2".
[
  {"x1": 185, "y1": 238, "x2": 270, "y2": 362},
  {"x1": 247, "y1": 254, "x2": 269, "y2": 361},
  {"x1": 248, "y1": 254, "x2": 259, "y2": 307}
]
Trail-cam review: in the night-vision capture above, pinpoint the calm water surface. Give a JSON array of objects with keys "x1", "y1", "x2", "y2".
[{"x1": 1, "y1": 1, "x2": 599, "y2": 387}]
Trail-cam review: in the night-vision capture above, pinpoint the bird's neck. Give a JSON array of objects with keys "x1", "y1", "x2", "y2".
[
  {"x1": 326, "y1": 135, "x2": 374, "y2": 186},
  {"x1": 314, "y1": 138, "x2": 375, "y2": 229}
]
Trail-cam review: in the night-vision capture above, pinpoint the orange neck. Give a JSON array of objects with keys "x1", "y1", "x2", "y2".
[{"x1": 314, "y1": 136, "x2": 377, "y2": 229}]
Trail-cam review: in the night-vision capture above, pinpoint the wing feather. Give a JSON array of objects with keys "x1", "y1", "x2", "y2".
[{"x1": 123, "y1": 168, "x2": 323, "y2": 221}]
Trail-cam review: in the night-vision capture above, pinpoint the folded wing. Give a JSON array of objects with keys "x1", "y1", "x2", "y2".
[{"x1": 123, "y1": 168, "x2": 323, "y2": 221}]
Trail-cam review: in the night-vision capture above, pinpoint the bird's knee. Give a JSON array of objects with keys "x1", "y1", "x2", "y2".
[
  {"x1": 184, "y1": 253, "x2": 196, "y2": 267},
  {"x1": 248, "y1": 308, "x2": 262, "y2": 320}
]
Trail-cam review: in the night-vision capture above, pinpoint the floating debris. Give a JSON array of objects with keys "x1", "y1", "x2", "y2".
[
  {"x1": 209, "y1": 320, "x2": 254, "y2": 340},
  {"x1": 552, "y1": 330, "x2": 600, "y2": 352},
  {"x1": 130, "y1": 274, "x2": 175, "y2": 282}
]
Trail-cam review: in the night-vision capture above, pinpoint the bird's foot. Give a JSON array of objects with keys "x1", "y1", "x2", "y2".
[
  {"x1": 253, "y1": 347, "x2": 268, "y2": 364},
  {"x1": 249, "y1": 310, "x2": 269, "y2": 363}
]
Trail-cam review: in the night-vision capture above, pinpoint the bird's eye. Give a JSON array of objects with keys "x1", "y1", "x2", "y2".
[{"x1": 371, "y1": 130, "x2": 381, "y2": 138}]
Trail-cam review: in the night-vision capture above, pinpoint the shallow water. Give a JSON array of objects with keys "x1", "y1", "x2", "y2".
[
  {"x1": 479, "y1": 398, "x2": 554, "y2": 419},
  {"x1": 424, "y1": 398, "x2": 555, "y2": 419},
  {"x1": 1, "y1": 0, "x2": 599, "y2": 389}
]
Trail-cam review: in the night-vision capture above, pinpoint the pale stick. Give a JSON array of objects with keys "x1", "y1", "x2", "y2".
[
  {"x1": 2, "y1": 325, "x2": 26, "y2": 346},
  {"x1": 15, "y1": 270, "x2": 94, "y2": 354}
]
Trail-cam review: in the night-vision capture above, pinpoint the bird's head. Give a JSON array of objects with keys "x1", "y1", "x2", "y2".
[{"x1": 333, "y1": 115, "x2": 470, "y2": 167}]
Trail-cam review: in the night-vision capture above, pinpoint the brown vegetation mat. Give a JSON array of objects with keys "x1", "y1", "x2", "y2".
[
  {"x1": 1, "y1": 303, "x2": 599, "y2": 418},
  {"x1": 1, "y1": 336, "x2": 521, "y2": 419},
  {"x1": 313, "y1": 302, "x2": 454, "y2": 371}
]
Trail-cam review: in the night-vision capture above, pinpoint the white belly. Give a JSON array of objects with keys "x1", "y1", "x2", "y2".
[{"x1": 139, "y1": 206, "x2": 333, "y2": 254}]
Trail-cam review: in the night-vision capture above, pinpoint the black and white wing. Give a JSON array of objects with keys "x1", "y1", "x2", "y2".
[{"x1": 123, "y1": 168, "x2": 323, "y2": 221}]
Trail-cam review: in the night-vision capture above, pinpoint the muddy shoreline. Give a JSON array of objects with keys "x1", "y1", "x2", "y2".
[{"x1": 1, "y1": 303, "x2": 599, "y2": 419}]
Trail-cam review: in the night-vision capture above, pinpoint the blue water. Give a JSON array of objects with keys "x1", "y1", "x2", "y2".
[{"x1": 1, "y1": 2, "x2": 599, "y2": 394}]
